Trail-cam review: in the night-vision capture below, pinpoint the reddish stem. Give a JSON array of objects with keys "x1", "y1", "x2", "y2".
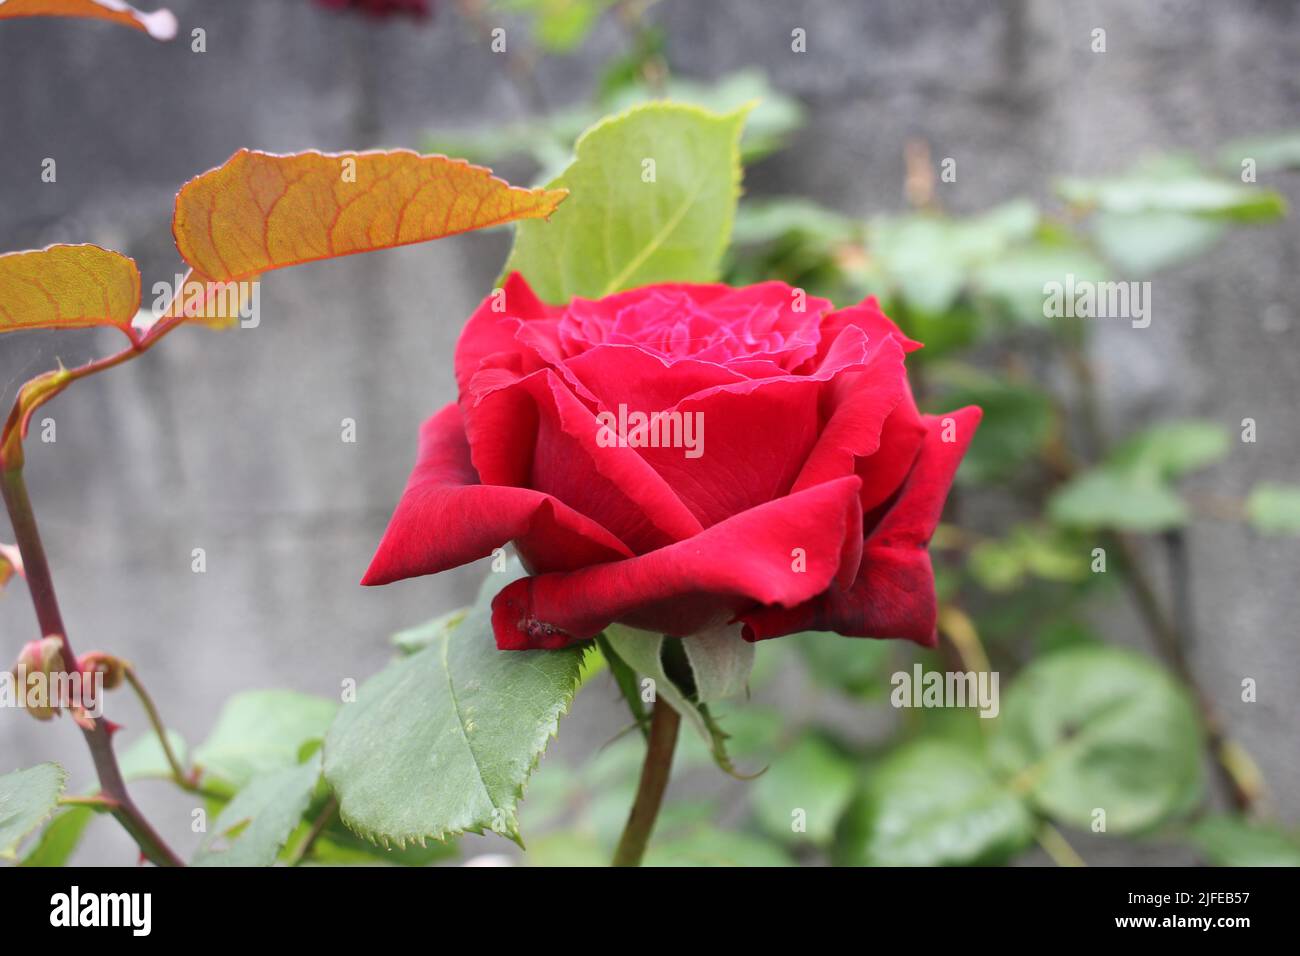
[{"x1": 2, "y1": 466, "x2": 183, "y2": 867}]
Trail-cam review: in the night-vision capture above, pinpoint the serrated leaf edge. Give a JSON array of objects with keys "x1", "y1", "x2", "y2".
[
  {"x1": 329, "y1": 644, "x2": 591, "y2": 852},
  {"x1": 0, "y1": 762, "x2": 69, "y2": 860}
]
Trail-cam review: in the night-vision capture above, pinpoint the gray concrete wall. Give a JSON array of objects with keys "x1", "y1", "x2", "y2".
[{"x1": 1, "y1": 0, "x2": 1297, "y2": 865}]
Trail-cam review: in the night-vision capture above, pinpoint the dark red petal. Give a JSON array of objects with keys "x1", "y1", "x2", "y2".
[
  {"x1": 739, "y1": 404, "x2": 982, "y2": 645},
  {"x1": 463, "y1": 369, "x2": 703, "y2": 552},
  {"x1": 870, "y1": 405, "x2": 982, "y2": 549},
  {"x1": 791, "y1": 334, "x2": 907, "y2": 494},
  {"x1": 362, "y1": 404, "x2": 631, "y2": 586},
  {"x1": 856, "y1": 383, "x2": 929, "y2": 514},
  {"x1": 490, "y1": 475, "x2": 863, "y2": 649},
  {"x1": 453, "y1": 272, "x2": 555, "y2": 396},
  {"x1": 738, "y1": 546, "x2": 938, "y2": 645}
]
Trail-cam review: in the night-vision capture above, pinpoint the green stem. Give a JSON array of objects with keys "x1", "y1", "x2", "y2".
[
  {"x1": 2, "y1": 466, "x2": 184, "y2": 867},
  {"x1": 611, "y1": 697, "x2": 680, "y2": 867},
  {"x1": 124, "y1": 665, "x2": 189, "y2": 787}
]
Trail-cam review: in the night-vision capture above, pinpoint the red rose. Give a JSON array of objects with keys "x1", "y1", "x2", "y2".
[{"x1": 364, "y1": 275, "x2": 980, "y2": 650}]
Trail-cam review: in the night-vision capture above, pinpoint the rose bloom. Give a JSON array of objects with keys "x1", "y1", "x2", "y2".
[{"x1": 364, "y1": 275, "x2": 980, "y2": 650}]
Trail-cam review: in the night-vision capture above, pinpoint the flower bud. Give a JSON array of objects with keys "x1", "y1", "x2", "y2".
[
  {"x1": 10, "y1": 635, "x2": 66, "y2": 720},
  {"x1": 78, "y1": 651, "x2": 127, "y2": 691}
]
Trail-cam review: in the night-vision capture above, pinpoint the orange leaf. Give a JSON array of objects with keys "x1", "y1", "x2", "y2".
[
  {"x1": 0, "y1": 244, "x2": 141, "y2": 338},
  {"x1": 154, "y1": 268, "x2": 260, "y2": 330},
  {"x1": 172, "y1": 149, "x2": 568, "y2": 283},
  {"x1": 1, "y1": 364, "x2": 73, "y2": 469},
  {"x1": 0, "y1": 0, "x2": 176, "y2": 39}
]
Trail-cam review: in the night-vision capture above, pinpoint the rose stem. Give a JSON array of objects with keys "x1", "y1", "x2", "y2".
[
  {"x1": 611, "y1": 697, "x2": 681, "y2": 867},
  {"x1": 124, "y1": 664, "x2": 189, "y2": 787},
  {"x1": 2, "y1": 465, "x2": 184, "y2": 867}
]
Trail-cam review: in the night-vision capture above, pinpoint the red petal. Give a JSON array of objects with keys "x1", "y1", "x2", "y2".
[
  {"x1": 362, "y1": 404, "x2": 630, "y2": 586},
  {"x1": 791, "y1": 334, "x2": 907, "y2": 493},
  {"x1": 810, "y1": 295, "x2": 921, "y2": 370},
  {"x1": 739, "y1": 405, "x2": 982, "y2": 645},
  {"x1": 453, "y1": 272, "x2": 556, "y2": 396},
  {"x1": 463, "y1": 369, "x2": 703, "y2": 552},
  {"x1": 739, "y1": 546, "x2": 938, "y2": 645},
  {"x1": 490, "y1": 475, "x2": 863, "y2": 649},
  {"x1": 870, "y1": 406, "x2": 982, "y2": 549},
  {"x1": 856, "y1": 383, "x2": 929, "y2": 514},
  {"x1": 561, "y1": 344, "x2": 747, "y2": 411}
]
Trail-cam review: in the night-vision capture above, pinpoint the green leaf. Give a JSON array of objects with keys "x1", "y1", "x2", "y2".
[
  {"x1": 603, "y1": 622, "x2": 740, "y2": 771},
  {"x1": 969, "y1": 525, "x2": 1089, "y2": 593},
  {"x1": 682, "y1": 624, "x2": 755, "y2": 703},
  {"x1": 392, "y1": 607, "x2": 466, "y2": 655},
  {"x1": 502, "y1": 101, "x2": 748, "y2": 301},
  {"x1": 973, "y1": 240, "x2": 1108, "y2": 325},
  {"x1": 1049, "y1": 421, "x2": 1228, "y2": 532},
  {"x1": 1218, "y1": 130, "x2": 1300, "y2": 174},
  {"x1": 867, "y1": 200, "x2": 1038, "y2": 316},
  {"x1": 193, "y1": 754, "x2": 322, "y2": 867},
  {"x1": 19, "y1": 730, "x2": 188, "y2": 866},
  {"x1": 1092, "y1": 212, "x2": 1226, "y2": 274},
  {"x1": 323, "y1": 562, "x2": 586, "y2": 847},
  {"x1": 595, "y1": 633, "x2": 648, "y2": 736},
  {"x1": 1059, "y1": 170, "x2": 1286, "y2": 222},
  {"x1": 838, "y1": 741, "x2": 1035, "y2": 866},
  {"x1": 1189, "y1": 815, "x2": 1300, "y2": 867},
  {"x1": 793, "y1": 630, "x2": 892, "y2": 698},
  {"x1": 1048, "y1": 468, "x2": 1189, "y2": 532},
  {"x1": 992, "y1": 646, "x2": 1203, "y2": 833},
  {"x1": 1245, "y1": 482, "x2": 1300, "y2": 535},
  {"x1": 19, "y1": 806, "x2": 94, "y2": 868},
  {"x1": 1108, "y1": 420, "x2": 1229, "y2": 482},
  {"x1": 644, "y1": 827, "x2": 793, "y2": 867},
  {"x1": 195, "y1": 690, "x2": 337, "y2": 790},
  {"x1": 500, "y1": 0, "x2": 615, "y2": 54},
  {"x1": 603, "y1": 70, "x2": 803, "y2": 163},
  {"x1": 117, "y1": 729, "x2": 188, "y2": 781},
  {"x1": 310, "y1": 821, "x2": 459, "y2": 867},
  {"x1": 752, "y1": 736, "x2": 857, "y2": 847},
  {"x1": 731, "y1": 198, "x2": 860, "y2": 248},
  {"x1": 0, "y1": 763, "x2": 67, "y2": 860}
]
